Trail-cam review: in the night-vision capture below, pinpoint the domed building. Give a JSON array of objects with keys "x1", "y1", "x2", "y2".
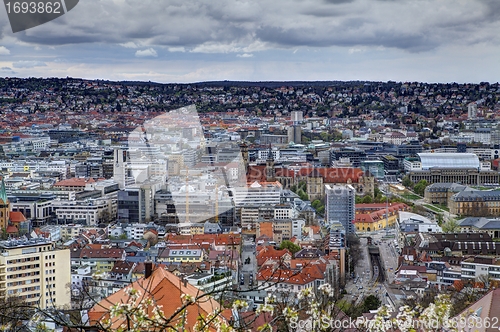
[{"x1": 406, "y1": 152, "x2": 500, "y2": 185}]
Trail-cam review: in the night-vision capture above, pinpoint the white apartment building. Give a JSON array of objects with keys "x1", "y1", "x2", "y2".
[
  {"x1": 257, "y1": 149, "x2": 280, "y2": 161},
  {"x1": 0, "y1": 238, "x2": 71, "y2": 309},
  {"x1": 461, "y1": 257, "x2": 500, "y2": 282},
  {"x1": 292, "y1": 219, "x2": 305, "y2": 238},
  {"x1": 11, "y1": 200, "x2": 53, "y2": 224},
  {"x1": 23, "y1": 137, "x2": 51, "y2": 151},
  {"x1": 37, "y1": 225, "x2": 61, "y2": 242},
  {"x1": 403, "y1": 158, "x2": 422, "y2": 171},
  {"x1": 226, "y1": 163, "x2": 240, "y2": 181},
  {"x1": 274, "y1": 204, "x2": 296, "y2": 219},
  {"x1": 240, "y1": 206, "x2": 259, "y2": 231},
  {"x1": 383, "y1": 131, "x2": 407, "y2": 145},
  {"x1": 60, "y1": 224, "x2": 85, "y2": 240},
  {"x1": 232, "y1": 181, "x2": 282, "y2": 207},
  {"x1": 52, "y1": 198, "x2": 115, "y2": 226},
  {"x1": 474, "y1": 128, "x2": 491, "y2": 145},
  {"x1": 107, "y1": 223, "x2": 158, "y2": 240},
  {"x1": 0, "y1": 160, "x2": 68, "y2": 177},
  {"x1": 71, "y1": 264, "x2": 92, "y2": 294},
  {"x1": 466, "y1": 147, "x2": 497, "y2": 161},
  {"x1": 124, "y1": 223, "x2": 149, "y2": 240},
  {"x1": 11, "y1": 190, "x2": 76, "y2": 200},
  {"x1": 107, "y1": 225, "x2": 125, "y2": 238}
]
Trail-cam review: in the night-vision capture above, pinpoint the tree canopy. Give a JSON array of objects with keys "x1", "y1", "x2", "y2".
[
  {"x1": 413, "y1": 179, "x2": 429, "y2": 196},
  {"x1": 279, "y1": 240, "x2": 301, "y2": 254}
]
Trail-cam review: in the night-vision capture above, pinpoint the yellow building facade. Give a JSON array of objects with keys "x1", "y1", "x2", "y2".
[
  {"x1": 354, "y1": 213, "x2": 400, "y2": 232},
  {"x1": 0, "y1": 239, "x2": 71, "y2": 309},
  {"x1": 353, "y1": 203, "x2": 410, "y2": 232}
]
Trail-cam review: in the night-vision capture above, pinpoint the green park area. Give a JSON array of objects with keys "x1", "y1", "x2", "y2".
[
  {"x1": 400, "y1": 192, "x2": 421, "y2": 200},
  {"x1": 423, "y1": 204, "x2": 444, "y2": 213}
]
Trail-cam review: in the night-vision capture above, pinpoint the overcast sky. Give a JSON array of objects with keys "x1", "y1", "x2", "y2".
[{"x1": 0, "y1": 0, "x2": 499, "y2": 83}]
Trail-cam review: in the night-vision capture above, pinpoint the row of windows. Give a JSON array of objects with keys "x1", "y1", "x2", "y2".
[
  {"x1": 170, "y1": 250, "x2": 198, "y2": 255},
  {"x1": 7, "y1": 264, "x2": 40, "y2": 272},
  {"x1": 7, "y1": 278, "x2": 40, "y2": 287},
  {"x1": 7, "y1": 291, "x2": 40, "y2": 299},
  {"x1": 8, "y1": 271, "x2": 40, "y2": 279},
  {"x1": 455, "y1": 208, "x2": 500, "y2": 214},
  {"x1": 167, "y1": 258, "x2": 200, "y2": 262},
  {"x1": 7, "y1": 257, "x2": 40, "y2": 264},
  {"x1": 58, "y1": 215, "x2": 94, "y2": 219},
  {"x1": 8, "y1": 286, "x2": 40, "y2": 294}
]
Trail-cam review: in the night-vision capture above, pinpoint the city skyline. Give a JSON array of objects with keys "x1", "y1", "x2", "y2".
[{"x1": 0, "y1": 0, "x2": 499, "y2": 83}]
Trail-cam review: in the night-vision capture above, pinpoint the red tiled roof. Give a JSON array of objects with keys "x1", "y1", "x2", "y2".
[
  {"x1": 275, "y1": 168, "x2": 297, "y2": 178},
  {"x1": 258, "y1": 222, "x2": 273, "y2": 239},
  {"x1": 80, "y1": 248, "x2": 125, "y2": 259},
  {"x1": 256, "y1": 246, "x2": 292, "y2": 266},
  {"x1": 164, "y1": 234, "x2": 241, "y2": 247},
  {"x1": 10, "y1": 211, "x2": 27, "y2": 223},
  {"x1": 127, "y1": 241, "x2": 144, "y2": 248},
  {"x1": 398, "y1": 265, "x2": 427, "y2": 273},
  {"x1": 247, "y1": 165, "x2": 266, "y2": 182},
  {"x1": 355, "y1": 203, "x2": 408, "y2": 211},
  {"x1": 111, "y1": 261, "x2": 135, "y2": 274},
  {"x1": 54, "y1": 177, "x2": 97, "y2": 187},
  {"x1": 88, "y1": 267, "x2": 223, "y2": 331},
  {"x1": 354, "y1": 203, "x2": 409, "y2": 224},
  {"x1": 256, "y1": 266, "x2": 317, "y2": 285}
]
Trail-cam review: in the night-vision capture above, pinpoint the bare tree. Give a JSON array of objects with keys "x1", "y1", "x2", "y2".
[{"x1": 0, "y1": 296, "x2": 37, "y2": 331}]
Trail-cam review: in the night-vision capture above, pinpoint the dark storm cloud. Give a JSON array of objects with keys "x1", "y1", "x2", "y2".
[
  {"x1": 477, "y1": 0, "x2": 500, "y2": 20},
  {"x1": 255, "y1": 23, "x2": 437, "y2": 52},
  {"x1": 3, "y1": 0, "x2": 500, "y2": 53},
  {"x1": 323, "y1": 0, "x2": 356, "y2": 4}
]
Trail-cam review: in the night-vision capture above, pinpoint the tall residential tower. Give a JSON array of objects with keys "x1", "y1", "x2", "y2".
[{"x1": 325, "y1": 184, "x2": 356, "y2": 234}]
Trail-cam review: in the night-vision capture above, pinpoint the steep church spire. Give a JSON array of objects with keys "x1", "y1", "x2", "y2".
[
  {"x1": 0, "y1": 176, "x2": 7, "y2": 204},
  {"x1": 265, "y1": 145, "x2": 276, "y2": 182},
  {"x1": 266, "y1": 144, "x2": 274, "y2": 162}
]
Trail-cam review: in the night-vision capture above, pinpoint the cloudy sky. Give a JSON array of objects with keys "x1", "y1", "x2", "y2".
[{"x1": 0, "y1": 0, "x2": 499, "y2": 83}]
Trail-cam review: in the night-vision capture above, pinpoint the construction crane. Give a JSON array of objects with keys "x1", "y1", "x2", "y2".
[
  {"x1": 185, "y1": 168, "x2": 189, "y2": 223},
  {"x1": 214, "y1": 184, "x2": 219, "y2": 223}
]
